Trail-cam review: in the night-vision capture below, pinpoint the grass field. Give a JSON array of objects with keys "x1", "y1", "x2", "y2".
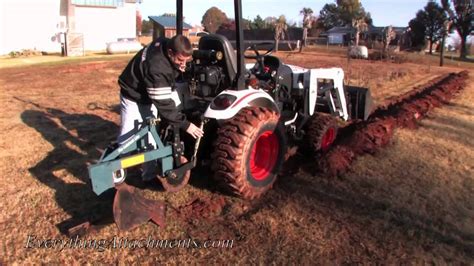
[{"x1": 0, "y1": 48, "x2": 472, "y2": 263}]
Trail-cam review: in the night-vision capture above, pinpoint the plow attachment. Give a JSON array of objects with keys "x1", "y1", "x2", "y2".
[
  {"x1": 113, "y1": 184, "x2": 166, "y2": 231},
  {"x1": 87, "y1": 118, "x2": 197, "y2": 231},
  {"x1": 88, "y1": 118, "x2": 175, "y2": 195}
]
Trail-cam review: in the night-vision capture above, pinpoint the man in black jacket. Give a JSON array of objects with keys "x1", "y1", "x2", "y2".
[{"x1": 117, "y1": 35, "x2": 203, "y2": 181}]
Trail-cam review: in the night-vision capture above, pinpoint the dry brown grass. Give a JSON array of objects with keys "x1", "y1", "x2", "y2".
[{"x1": 0, "y1": 51, "x2": 472, "y2": 263}]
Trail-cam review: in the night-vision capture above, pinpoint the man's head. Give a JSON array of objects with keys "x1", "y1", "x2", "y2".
[{"x1": 167, "y1": 35, "x2": 193, "y2": 72}]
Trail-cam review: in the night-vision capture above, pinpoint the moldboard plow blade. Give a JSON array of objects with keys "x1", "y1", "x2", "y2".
[{"x1": 113, "y1": 184, "x2": 166, "y2": 231}]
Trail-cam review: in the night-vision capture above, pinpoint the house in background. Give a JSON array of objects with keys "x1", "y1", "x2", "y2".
[
  {"x1": 0, "y1": 0, "x2": 140, "y2": 55},
  {"x1": 149, "y1": 14, "x2": 192, "y2": 40},
  {"x1": 325, "y1": 25, "x2": 408, "y2": 48},
  {"x1": 326, "y1": 26, "x2": 355, "y2": 45}
]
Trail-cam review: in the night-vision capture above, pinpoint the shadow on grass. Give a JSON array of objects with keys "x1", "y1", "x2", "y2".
[
  {"x1": 421, "y1": 114, "x2": 474, "y2": 148},
  {"x1": 426, "y1": 53, "x2": 474, "y2": 64},
  {"x1": 21, "y1": 102, "x2": 219, "y2": 235},
  {"x1": 445, "y1": 102, "x2": 474, "y2": 116},
  {"x1": 21, "y1": 107, "x2": 119, "y2": 234},
  {"x1": 276, "y1": 149, "x2": 474, "y2": 260}
]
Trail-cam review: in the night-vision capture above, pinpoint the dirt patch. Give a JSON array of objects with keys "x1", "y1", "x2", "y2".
[
  {"x1": 319, "y1": 71, "x2": 469, "y2": 176},
  {"x1": 177, "y1": 194, "x2": 227, "y2": 223}
]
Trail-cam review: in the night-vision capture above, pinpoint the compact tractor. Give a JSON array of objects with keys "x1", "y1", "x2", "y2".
[{"x1": 88, "y1": 0, "x2": 372, "y2": 229}]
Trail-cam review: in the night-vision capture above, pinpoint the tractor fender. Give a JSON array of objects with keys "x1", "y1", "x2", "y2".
[{"x1": 204, "y1": 88, "x2": 279, "y2": 120}]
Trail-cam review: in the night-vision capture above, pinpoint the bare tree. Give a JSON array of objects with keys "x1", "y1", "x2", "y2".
[
  {"x1": 299, "y1": 8, "x2": 314, "y2": 52},
  {"x1": 383, "y1": 25, "x2": 396, "y2": 57},
  {"x1": 352, "y1": 17, "x2": 368, "y2": 46},
  {"x1": 274, "y1": 15, "x2": 288, "y2": 52},
  {"x1": 440, "y1": 20, "x2": 453, "y2": 66}
]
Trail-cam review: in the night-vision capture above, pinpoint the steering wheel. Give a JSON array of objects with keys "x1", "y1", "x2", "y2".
[
  {"x1": 244, "y1": 42, "x2": 275, "y2": 76},
  {"x1": 244, "y1": 42, "x2": 275, "y2": 59}
]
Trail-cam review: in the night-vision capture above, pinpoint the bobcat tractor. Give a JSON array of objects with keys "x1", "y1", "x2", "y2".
[
  {"x1": 87, "y1": 0, "x2": 371, "y2": 230},
  {"x1": 181, "y1": 0, "x2": 372, "y2": 200}
]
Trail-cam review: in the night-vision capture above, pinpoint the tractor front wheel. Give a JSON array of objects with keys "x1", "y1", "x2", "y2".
[
  {"x1": 211, "y1": 107, "x2": 286, "y2": 200},
  {"x1": 306, "y1": 113, "x2": 339, "y2": 153}
]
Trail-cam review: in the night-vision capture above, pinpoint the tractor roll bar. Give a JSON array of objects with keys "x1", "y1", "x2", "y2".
[
  {"x1": 233, "y1": 0, "x2": 245, "y2": 90},
  {"x1": 175, "y1": 0, "x2": 246, "y2": 90},
  {"x1": 176, "y1": 0, "x2": 183, "y2": 35}
]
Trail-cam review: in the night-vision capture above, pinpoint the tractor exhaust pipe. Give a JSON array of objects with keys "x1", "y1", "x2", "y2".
[
  {"x1": 234, "y1": 0, "x2": 245, "y2": 90},
  {"x1": 176, "y1": 0, "x2": 183, "y2": 35}
]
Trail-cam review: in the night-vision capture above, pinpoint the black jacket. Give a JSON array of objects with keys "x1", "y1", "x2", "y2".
[{"x1": 118, "y1": 37, "x2": 190, "y2": 130}]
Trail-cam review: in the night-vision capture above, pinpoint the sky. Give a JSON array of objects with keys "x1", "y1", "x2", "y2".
[{"x1": 138, "y1": 0, "x2": 430, "y2": 28}]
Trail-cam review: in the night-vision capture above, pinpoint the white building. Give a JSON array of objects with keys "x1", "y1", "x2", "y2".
[{"x1": 0, "y1": 0, "x2": 139, "y2": 55}]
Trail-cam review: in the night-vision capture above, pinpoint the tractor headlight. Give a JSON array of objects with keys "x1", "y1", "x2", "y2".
[{"x1": 211, "y1": 94, "x2": 237, "y2": 110}]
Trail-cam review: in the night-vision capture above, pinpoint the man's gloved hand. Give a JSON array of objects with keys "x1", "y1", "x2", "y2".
[{"x1": 186, "y1": 123, "x2": 204, "y2": 139}]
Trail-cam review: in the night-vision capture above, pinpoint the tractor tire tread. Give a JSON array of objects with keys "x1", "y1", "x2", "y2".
[
  {"x1": 306, "y1": 113, "x2": 338, "y2": 152},
  {"x1": 211, "y1": 107, "x2": 280, "y2": 200}
]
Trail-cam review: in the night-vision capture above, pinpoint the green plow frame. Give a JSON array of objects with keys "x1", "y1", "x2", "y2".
[{"x1": 88, "y1": 118, "x2": 174, "y2": 195}]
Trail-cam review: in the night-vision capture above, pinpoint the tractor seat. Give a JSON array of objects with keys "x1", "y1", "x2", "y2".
[{"x1": 198, "y1": 34, "x2": 238, "y2": 86}]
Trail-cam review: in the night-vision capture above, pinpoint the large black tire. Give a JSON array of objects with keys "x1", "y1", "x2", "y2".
[
  {"x1": 306, "y1": 113, "x2": 338, "y2": 153},
  {"x1": 211, "y1": 107, "x2": 286, "y2": 200}
]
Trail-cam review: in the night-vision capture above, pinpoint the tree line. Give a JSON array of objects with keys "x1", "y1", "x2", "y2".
[
  {"x1": 409, "y1": 0, "x2": 473, "y2": 59},
  {"x1": 138, "y1": 0, "x2": 472, "y2": 59}
]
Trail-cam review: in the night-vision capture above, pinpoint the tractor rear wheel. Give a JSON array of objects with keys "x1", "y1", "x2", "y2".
[
  {"x1": 306, "y1": 113, "x2": 338, "y2": 152},
  {"x1": 211, "y1": 107, "x2": 286, "y2": 200}
]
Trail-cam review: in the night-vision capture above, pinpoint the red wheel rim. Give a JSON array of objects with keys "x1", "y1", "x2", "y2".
[
  {"x1": 321, "y1": 127, "x2": 336, "y2": 151},
  {"x1": 249, "y1": 130, "x2": 279, "y2": 181}
]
